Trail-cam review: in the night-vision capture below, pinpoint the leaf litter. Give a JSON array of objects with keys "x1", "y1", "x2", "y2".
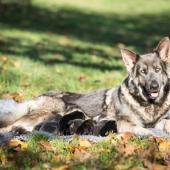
[{"x1": 0, "y1": 133, "x2": 170, "y2": 169}]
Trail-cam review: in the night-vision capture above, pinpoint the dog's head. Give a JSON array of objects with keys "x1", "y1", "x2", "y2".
[{"x1": 121, "y1": 37, "x2": 170, "y2": 104}]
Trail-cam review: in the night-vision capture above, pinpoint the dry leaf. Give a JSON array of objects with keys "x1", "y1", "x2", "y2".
[
  {"x1": 116, "y1": 43, "x2": 125, "y2": 48},
  {"x1": 144, "y1": 160, "x2": 167, "y2": 170},
  {"x1": 42, "y1": 163, "x2": 50, "y2": 169},
  {"x1": 12, "y1": 93, "x2": 24, "y2": 102},
  {"x1": 77, "y1": 138, "x2": 92, "y2": 148},
  {"x1": 58, "y1": 36, "x2": 71, "y2": 46},
  {"x1": 0, "y1": 153, "x2": 8, "y2": 166},
  {"x1": 132, "y1": 166, "x2": 139, "y2": 170},
  {"x1": 39, "y1": 141, "x2": 53, "y2": 152},
  {"x1": 79, "y1": 74, "x2": 88, "y2": 82},
  {"x1": 124, "y1": 144, "x2": 136, "y2": 155},
  {"x1": 21, "y1": 82, "x2": 30, "y2": 88},
  {"x1": 0, "y1": 56, "x2": 8, "y2": 62},
  {"x1": 8, "y1": 139, "x2": 28, "y2": 150},
  {"x1": 12, "y1": 61, "x2": 21, "y2": 68},
  {"x1": 52, "y1": 165, "x2": 69, "y2": 170},
  {"x1": 159, "y1": 140, "x2": 169, "y2": 152},
  {"x1": 152, "y1": 164, "x2": 167, "y2": 170},
  {"x1": 0, "y1": 92, "x2": 24, "y2": 102},
  {"x1": 73, "y1": 148, "x2": 91, "y2": 162},
  {"x1": 0, "y1": 93, "x2": 13, "y2": 100},
  {"x1": 121, "y1": 132, "x2": 134, "y2": 142}
]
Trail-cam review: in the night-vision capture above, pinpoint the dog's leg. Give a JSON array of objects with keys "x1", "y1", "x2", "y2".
[
  {"x1": 117, "y1": 120, "x2": 154, "y2": 136},
  {"x1": 155, "y1": 119, "x2": 170, "y2": 134},
  {"x1": 0, "y1": 111, "x2": 53, "y2": 133}
]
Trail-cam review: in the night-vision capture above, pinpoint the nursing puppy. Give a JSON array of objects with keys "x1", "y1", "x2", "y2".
[{"x1": 0, "y1": 37, "x2": 170, "y2": 136}]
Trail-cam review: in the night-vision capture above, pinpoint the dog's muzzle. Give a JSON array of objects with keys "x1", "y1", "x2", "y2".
[{"x1": 148, "y1": 80, "x2": 160, "y2": 99}]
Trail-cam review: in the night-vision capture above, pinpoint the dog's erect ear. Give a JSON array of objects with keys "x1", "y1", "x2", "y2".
[
  {"x1": 120, "y1": 48, "x2": 137, "y2": 72},
  {"x1": 155, "y1": 37, "x2": 170, "y2": 63}
]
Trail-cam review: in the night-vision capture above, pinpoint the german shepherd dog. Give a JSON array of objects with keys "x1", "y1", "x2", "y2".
[{"x1": 0, "y1": 37, "x2": 170, "y2": 136}]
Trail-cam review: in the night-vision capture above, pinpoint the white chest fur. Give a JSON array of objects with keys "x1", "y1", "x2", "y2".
[{"x1": 120, "y1": 85, "x2": 170, "y2": 124}]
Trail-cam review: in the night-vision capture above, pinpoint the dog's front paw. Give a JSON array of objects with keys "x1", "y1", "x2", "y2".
[{"x1": 133, "y1": 127, "x2": 154, "y2": 137}]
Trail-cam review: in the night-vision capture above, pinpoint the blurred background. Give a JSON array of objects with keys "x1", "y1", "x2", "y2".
[{"x1": 0, "y1": 0, "x2": 169, "y2": 99}]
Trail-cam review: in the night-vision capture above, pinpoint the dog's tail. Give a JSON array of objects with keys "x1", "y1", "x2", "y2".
[
  {"x1": 0, "y1": 99, "x2": 36, "y2": 127},
  {"x1": 0, "y1": 94, "x2": 66, "y2": 128},
  {"x1": 0, "y1": 95, "x2": 65, "y2": 128}
]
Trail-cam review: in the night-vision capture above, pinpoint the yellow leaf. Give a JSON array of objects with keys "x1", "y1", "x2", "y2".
[
  {"x1": 0, "y1": 153, "x2": 8, "y2": 166},
  {"x1": 39, "y1": 141, "x2": 53, "y2": 151},
  {"x1": 121, "y1": 132, "x2": 134, "y2": 143},
  {"x1": 159, "y1": 141, "x2": 169, "y2": 152},
  {"x1": 21, "y1": 142, "x2": 28, "y2": 150},
  {"x1": 12, "y1": 93, "x2": 24, "y2": 102},
  {"x1": 124, "y1": 144, "x2": 136, "y2": 156},
  {"x1": 0, "y1": 56, "x2": 8, "y2": 62},
  {"x1": 52, "y1": 165, "x2": 69, "y2": 170},
  {"x1": 152, "y1": 163, "x2": 167, "y2": 170},
  {"x1": 0, "y1": 92, "x2": 24, "y2": 102},
  {"x1": 12, "y1": 61, "x2": 21, "y2": 68},
  {"x1": 73, "y1": 148, "x2": 91, "y2": 162},
  {"x1": 8, "y1": 139, "x2": 28, "y2": 150},
  {"x1": 78, "y1": 138, "x2": 92, "y2": 147}
]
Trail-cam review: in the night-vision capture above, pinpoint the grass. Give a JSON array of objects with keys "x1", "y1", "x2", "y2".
[
  {"x1": 0, "y1": 0, "x2": 170, "y2": 98},
  {"x1": 0, "y1": 133, "x2": 169, "y2": 169},
  {"x1": 0, "y1": 0, "x2": 170, "y2": 169}
]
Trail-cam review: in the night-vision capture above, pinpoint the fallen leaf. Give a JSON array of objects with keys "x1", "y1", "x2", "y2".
[
  {"x1": 132, "y1": 166, "x2": 139, "y2": 170},
  {"x1": 58, "y1": 36, "x2": 71, "y2": 45},
  {"x1": 159, "y1": 140, "x2": 170, "y2": 152},
  {"x1": 77, "y1": 138, "x2": 92, "y2": 148},
  {"x1": 7, "y1": 139, "x2": 28, "y2": 150},
  {"x1": 0, "y1": 92, "x2": 24, "y2": 102},
  {"x1": 39, "y1": 141, "x2": 53, "y2": 152},
  {"x1": 73, "y1": 148, "x2": 91, "y2": 162},
  {"x1": 121, "y1": 132, "x2": 134, "y2": 142},
  {"x1": 32, "y1": 159, "x2": 38, "y2": 165},
  {"x1": 21, "y1": 81, "x2": 30, "y2": 88},
  {"x1": 52, "y1": 165, "x2": 69, "y2": 170},
  {"x1": 152, "y1": 164, "x2": 167, "y2": 170},
  {"x1": 124, "y1": 144, "x2": 136, "y2": 156},
  {"x1": 0, "y1": 56, "x2": 8, "y2": 62},
  {"x1": 12, "y1": 93, "x2": 25, "y2": 102},
  {"x1": 0, "y1": 153, "x2": 8, "y2": 166},
  {"x1": 79, "y1": 74, "x2": 88, "y2": 82},
  {"x1": 12, "y1": 61, "x2": 21, "y2": 68},
  {"x1": 144, "y1": 160, "x2": 167, "y2": 170},
  {"x1": 42, "y1": 163, "x2": 50, "y2": 169},
  {"x1": 116, "y1": 43, "x2": 125, "y2": 48}
]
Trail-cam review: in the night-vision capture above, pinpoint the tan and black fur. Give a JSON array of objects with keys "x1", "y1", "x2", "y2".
[{"x1": 0, "y1": 37, "x2": 170, "y2": 136}]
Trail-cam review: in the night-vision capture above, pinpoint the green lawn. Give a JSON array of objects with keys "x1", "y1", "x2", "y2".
[
  {"x1": 0, "y1": 1, "x2": 170, "y2": 169},
  {"x1": 1, "y1": 133, "x2": 170, "y2": 170},
  {"x1": 0, "y1": 0, "x2": 170, "y2": 98}
]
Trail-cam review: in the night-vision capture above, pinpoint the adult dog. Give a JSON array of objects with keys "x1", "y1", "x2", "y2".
[{"x1": 0, "y1": 37, "x2": 170, "y2": 136}]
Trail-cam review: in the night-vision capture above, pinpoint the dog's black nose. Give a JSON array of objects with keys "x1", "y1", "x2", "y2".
[{"x1": 150, "y1": 80, "x2": 159, "y2": 91}]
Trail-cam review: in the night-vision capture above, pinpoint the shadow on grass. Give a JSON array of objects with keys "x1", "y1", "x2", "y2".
[
  {"x1": 0, "y1": 3, "x2": 170, "y2": 70},
  {"x1": 0, "y1": 36, "x2": 122, "y2": 71}
]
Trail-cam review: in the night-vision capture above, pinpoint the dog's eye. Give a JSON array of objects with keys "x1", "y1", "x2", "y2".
[
  {"x1": 155, "y1": 67, "x2": 161, "y2": 72},
  {"x1": 140, "y1": 69, "x2": 147, "y2": 74}
]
